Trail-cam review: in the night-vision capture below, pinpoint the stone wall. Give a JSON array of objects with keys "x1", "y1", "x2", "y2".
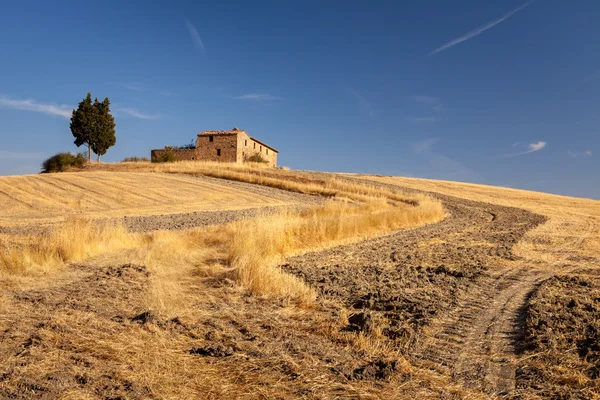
[
  {"x1": 150, "y1": 148, "x2": 196, "y2": 162},
  {"x1": 237, "y1": 132, "x2": 278, "y2": 166},
  {"x1": 195, "y1": 134, "x2": 238, "y2": 163}
]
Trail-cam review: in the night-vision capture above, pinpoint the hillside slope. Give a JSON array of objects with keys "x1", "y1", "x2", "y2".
[{"x1": 0, "y1": 165, "x2": 598, "y2": 398}]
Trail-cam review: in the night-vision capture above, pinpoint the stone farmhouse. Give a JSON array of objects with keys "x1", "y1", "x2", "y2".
[{"x1": 151, "y1": 128, "x2": 278, "y2": 166}]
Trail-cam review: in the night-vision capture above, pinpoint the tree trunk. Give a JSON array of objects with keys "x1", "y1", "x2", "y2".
[
  {"x1": 97, "y1": 154, "x2": 101, "y2": 162},
  {"x1": 88, "y1": 145, "x2": 92, "y2": 162}
]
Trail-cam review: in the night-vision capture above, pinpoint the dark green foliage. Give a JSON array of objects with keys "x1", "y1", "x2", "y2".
[
  {"x1": 91, "y1": 97, "x2": 116, "y2": 161},
  {"x1": 41, "y1": 153, "x2": 87, "y2": 173},
  {"x1": 152, "y1": 151, "x2": 177, "y2": 163},
  {"x1": 70, "y1": 93, "x2": 95, "y2": 161},
  {"x1": 70, "y1": 93, "x2": 117, "y2": 162},
  {"x1": 122, "y1": 156, "x2": 149, "y2": 162},
  {"x1": 245, "y1": 153, "x2": 269, "y2": 163}
]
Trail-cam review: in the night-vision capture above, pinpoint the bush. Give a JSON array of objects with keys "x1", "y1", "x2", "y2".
[
  {"x1": 41, "y1": 152, "x2": 87, "y2": 173},
  {"x1": 152, "y1": 151, "x2": 177, "y2": 163},
  {"x1": 122, "y1": 156, "x2": 149, "y2": 162},
  {"x1": 244, "y1": 153, "x2": 269, "y2": 164}
]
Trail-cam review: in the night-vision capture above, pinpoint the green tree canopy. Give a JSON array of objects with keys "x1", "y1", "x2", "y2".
[
  {"x1": 91, "y1": 97, "x2": 116, "y2": 161},
  {"x1": 70, "y1": 93, "x2": 95, "y2": 162},
  {"x1": 70, "y1": 93, "x2": 117, "y2": 162}
]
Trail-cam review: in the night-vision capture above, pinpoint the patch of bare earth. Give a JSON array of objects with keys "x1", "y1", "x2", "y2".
[
  {"x1": 515, "y1": 274, "x2": 600, "y2": 399},
  {"x1": 283, "y1": 177, "x2": 549, "y2": 397}
]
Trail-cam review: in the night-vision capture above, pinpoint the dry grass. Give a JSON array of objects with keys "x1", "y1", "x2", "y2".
[
  {"x1": 0, "y1": 171, "x2": 295, "y2": 227},
  {"x1": 0, "y1": 218, "x2": 133, "y2": 276},
  {"x1": 82, "y1": 160, "x2": 430, "y2": 205},
  {"x1": 227, "y1": 199, "x2": 445, "y2": 303},
  {"x1": 1, "y1": 162, "x2": 445, "y2": 303},
  {"x1": 0, "y1": 173, "x2": 445, "y2": 304}
]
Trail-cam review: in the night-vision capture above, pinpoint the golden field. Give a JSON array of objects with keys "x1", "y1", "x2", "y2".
[
  {"x1": 0, "y1": 171, "x2": 298, "y2": 227},
  {"x1": 1, "y1": 162, "x2": 599, "y2": 399}
]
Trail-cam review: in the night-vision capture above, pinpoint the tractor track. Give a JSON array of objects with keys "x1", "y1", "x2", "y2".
[{"x1": 284, "y1": 175, "x2": 556, "y2": 396}]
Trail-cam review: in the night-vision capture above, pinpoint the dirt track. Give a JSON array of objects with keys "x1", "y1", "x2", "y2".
[{"x1": 283, "y1": 177, "x2": 551, "y2": 396}]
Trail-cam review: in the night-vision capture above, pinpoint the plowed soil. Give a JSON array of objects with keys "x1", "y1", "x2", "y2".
[{"x1": 283, "y1": 178, "x2": 549, "y2": 396}]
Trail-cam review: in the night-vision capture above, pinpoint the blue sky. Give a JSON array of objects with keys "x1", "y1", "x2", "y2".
[{"x1": 1, "y1": 0, "x2": 599, "y2": 199}]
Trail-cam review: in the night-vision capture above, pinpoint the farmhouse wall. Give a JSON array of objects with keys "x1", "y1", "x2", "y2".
[
  {"x1": 195, "y1": 134, "x2": 238, "y2": 163},
  {"x1": 150, "y1": 149, "x2": 196, "y2": 162},
  {"x1": 236, "y1": 131, "x2": 278, "y2": 166}
]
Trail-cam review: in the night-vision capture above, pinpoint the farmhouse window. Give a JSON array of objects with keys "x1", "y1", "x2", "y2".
[
  {"x1": 217, "y1": 149, "x2": 221, "y2": 156},
  {"x1": 245, "y1": 140, "x2": 247, "y2": 146},
  {"x1": 253, "y1": 143, "x2": 256, "y2": 149},
  {"x1": 266, "y1": 149, "x2": 269, "y2": 155},
  {"x1": 260, "y1": 146, "x2": 262, "y2": 152},
  {"x1": 209, "y1": 135, "x2": 213, "y2": 142}
]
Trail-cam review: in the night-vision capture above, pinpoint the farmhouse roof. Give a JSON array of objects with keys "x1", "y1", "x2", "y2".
[
  {"x1": 250, "y1": 137, "x2": 279, "y2": 153},
  {"x1": 197, "y1": 129, "x2": 242, "y2": 136}
]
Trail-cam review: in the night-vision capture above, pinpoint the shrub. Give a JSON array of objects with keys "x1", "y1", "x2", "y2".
[
  {"x1": 244, "y1": 153, "x2": 269, "y2": 164},
  {"x1": 152, "y1": 151, "x2": 177, "y2": 163},
  {"x1": 41, "y1": 152, "x2": 87, "y2": 173},
  {"x1": 122, "y1": 156, "x2": 149, "y2": 162}
]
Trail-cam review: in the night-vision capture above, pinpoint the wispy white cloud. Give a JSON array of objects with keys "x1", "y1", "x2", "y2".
[
  {"x1": 568, "y1": 150, "x2": 593, "y2": 158},
  {"x1": 413, "y1": 138, "x2": 439, "y2": 153},
  {"x1": 185, "y1": 19, "x2": 205, "y2": 51},
  {"x1": 0, "y1": 95, "x2": 72, "y2": 119},
  {"x1": 234, "y1": 93, "x2": 282, "y2": 101},
  {"x1": 159, "y1": 91, "x2": 178, "y2": 97},
  {"x1": 429, "y1": 0, "x2": 534, "y2": 55},
  {"x1": 414, "y1": 95, "x2": 439, "y2": 105},
  {"x1": 114, "y1": 107, "x2": 160, "y2": 120},
  {"x1": 502, "y1": 140, "x2": 547, "y2": 157},
  {"x1": 406, "y1": 116, "x2": 438, "y2": 124},
  {"x1": 123, "y1": 82, "x2": 144, "y2": 92},
  {"x1": 413, "y1": 95, "x2": 446, "y2": 114},
  {"x1": 412, "y1": 138, "x2": 484, "y2": 183},
  {"x1": 584, "y1": 71, "x2": 600, "y2": 82},
  {"x1": 527, "y1": 141, "x2": 547, "y2": 153},
  {"x1": 347, "y1": 87, "x2": 377, "y2": 117}
]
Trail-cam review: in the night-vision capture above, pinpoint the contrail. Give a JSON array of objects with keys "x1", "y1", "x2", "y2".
[{"x1": 429, "y1": 0, "x2": 534, "y2": 55}]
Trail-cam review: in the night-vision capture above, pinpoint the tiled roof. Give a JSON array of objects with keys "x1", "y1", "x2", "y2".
[
  {"x1": 197, "y1": 129, "x2": 244, "y2": 136},
  {"x1": 250, "y1": 137, "x2": 279, "y2": 153}
]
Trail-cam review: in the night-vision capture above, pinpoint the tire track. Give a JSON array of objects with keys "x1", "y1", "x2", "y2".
[
  {"x1": 411, "y1": 208, "x2": 596, "y2": 396},
  {"x1": 283, "y1": 175, "x2": 548, "y2": 396},
  {"x1": 290, "y1": 174, "x2": 596, "y2": 396}
]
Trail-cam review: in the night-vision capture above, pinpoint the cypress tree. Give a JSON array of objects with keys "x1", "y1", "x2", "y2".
[
  {"x1": 70, "y1": 93, "x2": 96, "y2": 162},
  {"x1": 91, "y1": 97, "x2": 116, "y2": 162}
]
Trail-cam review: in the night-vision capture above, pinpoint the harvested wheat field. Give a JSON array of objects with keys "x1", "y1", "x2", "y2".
[
  {"x1": 0, "y1": 163, "x2": 599, "y2": 399},
  {"x1": 0, "y1": 171, "x2": 318, "y2": 227}
]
